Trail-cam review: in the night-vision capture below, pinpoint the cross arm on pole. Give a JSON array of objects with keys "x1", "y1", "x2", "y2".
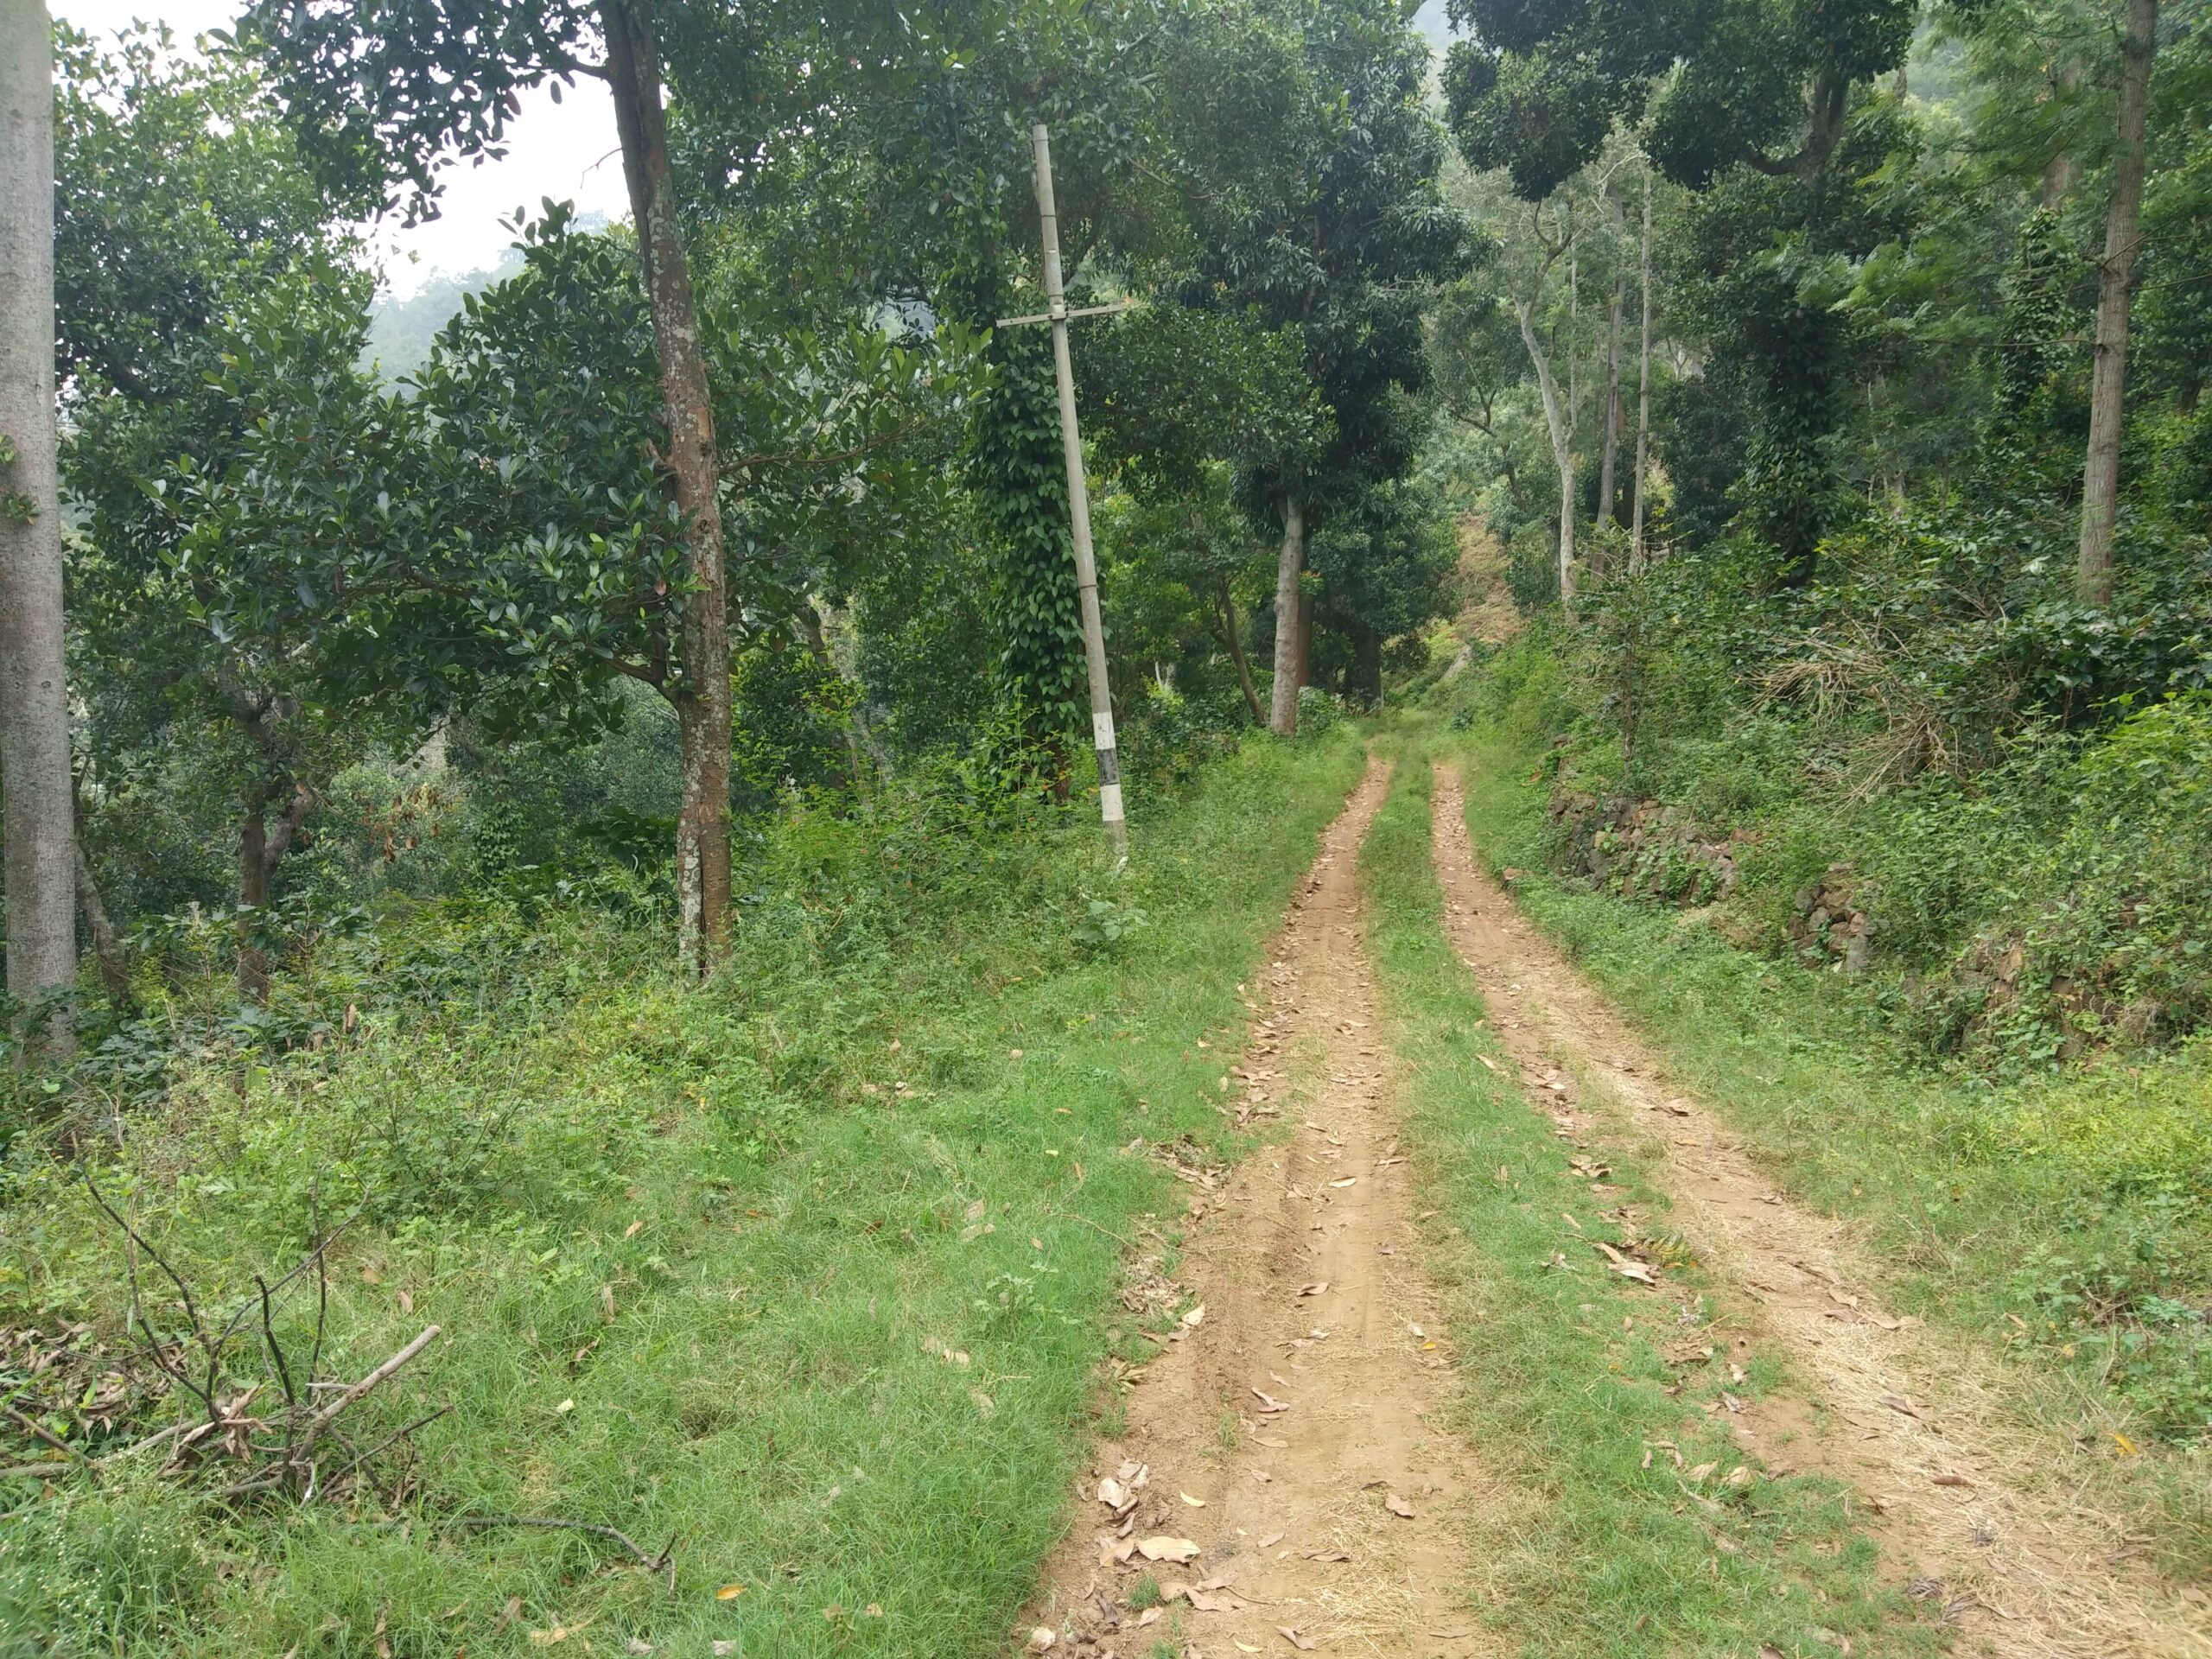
[{"x1": 995, "y1": 298, "x2": 1142, "y2": 329}]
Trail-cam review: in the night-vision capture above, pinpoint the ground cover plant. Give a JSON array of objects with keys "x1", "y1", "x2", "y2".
[{"x1": 0, "y1": 734, "x2": 1363, "y2": 1656}]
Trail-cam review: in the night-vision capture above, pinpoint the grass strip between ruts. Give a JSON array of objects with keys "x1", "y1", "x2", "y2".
[{"x1": 1356, "y1": 749, "x2": 1939, "y2": 1657}]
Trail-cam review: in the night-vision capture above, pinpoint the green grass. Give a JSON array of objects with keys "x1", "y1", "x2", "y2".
[
  {"x1": 0, "y1": 732, "x2": 1364, "y2": 1658},
  {"x1": 1438, "y1": 720, "x2": 2212, "y2": 1579},
  {"x1": 1357, "y1": 747, "x2": 1940, "y2": 1657}
]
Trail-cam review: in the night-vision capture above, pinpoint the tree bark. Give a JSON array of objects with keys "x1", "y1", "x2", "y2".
[
  {"x1": 603, "y1": 0, "x2": 731, "y2": 976},
  {"x1": 2043, "y1": 58, "x2": 2082, "y2": 207},
  {"x1": 1516, "y1": 299, "x2": 1577, "y2": 619},
  {"x1": 0, "y1": 3, "x2": 76, "y2": 1052},
  {"x1": 235, "y1": 773, "x2": 310, "y2": 1003},
  {"x1": 2076, "y1": 0, "x2": 2158, "y2": 608},
  {"x1": 1294, "y1": 587, "x2": 1313, "y2": 691},
  {"x1": 69, "y1": 774, "x2": 130, "y2": 1013},
  {"x1": 1268, "y1": 496, "x2": 1305, "y2": 735},
  {"x1": 1597, "y1": 188, "x2": 1627, "y2": 537},
  {"x1": 1630, "y1": 167, "x2": 1654, "y2": 569},
  {"x1": 1218, "y1": 582, "x2": 1263, "y2": 725}
]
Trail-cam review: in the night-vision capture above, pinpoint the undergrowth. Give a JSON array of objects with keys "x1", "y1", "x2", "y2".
[{"x1": 0, "y1": 731, "x2": 1363, "y2": 1657}]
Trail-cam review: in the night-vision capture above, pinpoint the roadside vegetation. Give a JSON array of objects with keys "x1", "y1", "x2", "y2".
[{"x1": 0, "y1": 734, "x2": 1362, "y2": 1656}]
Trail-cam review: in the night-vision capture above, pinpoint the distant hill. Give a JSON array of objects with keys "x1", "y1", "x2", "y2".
[
  {"x1": 1414, "y1": 0, "x2": 1452, "y2": 53},
  {"x1": 364, "y1": 248, "x2": 524, "y2": 380},
  {"x1": 363, "y1": 209, "x2": 610, "y2": 380}
]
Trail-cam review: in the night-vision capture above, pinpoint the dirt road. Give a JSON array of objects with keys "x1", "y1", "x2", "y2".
[
  {"x1": 1427, "y1": 760, "x2": 2210, "y2": 1659},
  {"x1": 1022, "y1": 758, "x2": 1500, "y2": 1657}
]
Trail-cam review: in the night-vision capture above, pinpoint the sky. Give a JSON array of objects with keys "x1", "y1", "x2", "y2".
[{"x1": 56, "y1": 0, "x2": 632, "y2": 296}]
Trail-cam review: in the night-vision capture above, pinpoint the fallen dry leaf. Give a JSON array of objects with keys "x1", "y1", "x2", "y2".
[
  {"x1": 1476, "y1": 1054, "x2": 1498, "y2": 1072},
  {"x1": 1298, "y1": 1282, "x2": 1329, "y2": 1298},
  {"x1": 1303, "y1": 1548, "x2": 1351, "y2": 1562},
  {"x1": 1329, "y1": 1178, "x2": 1357, "y2": 1189},
  {"x1": 1258, "y1": 1530, "x2": 1286, "y2": 1549},
  {"x1": 1880, "y1": 1393, "x2": 1928, "y2": 1421},
  {"x1": 1385, "y1": 1493, "x2": 1415, "y2": 1519},
  {"x1": 715, "y1": 1585, "x2": 745, "y2": 1601},
  {"x1": 1027, "y1": 1626, "x2": 1057, "y2": 1652},
  {"x1": 1931, "y1": 1471, "x2": 1974, "y2": 1489},
  {"x1": 1182, "y1": 1304, "x2": 1206, "y2": 1328},
  {"x1": 1137, "y1": 1535, "x2": 1200, "y2": 1563},
  {"x1": 1179, "y1": 1491, "x2": 1206, "y2": 1508},
  {"x1": 1252, "y1": 1389, "x2": 1292, "y2": 1413},
  {"x1": 1255, "y1": 1434, "x2": 1289, "y2": 1448},
  {"x1": 1278, "y1": 1626, "x2": 1319, "y2": 1650}
]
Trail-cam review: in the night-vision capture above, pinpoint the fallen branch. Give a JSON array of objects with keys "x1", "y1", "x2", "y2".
[
  {"x1": 289, "y1": 1325, "x2": 439, "y2": 1466},
  {"x1": 3, "y1": 1403, "x2": 86, "y2": 1465}
]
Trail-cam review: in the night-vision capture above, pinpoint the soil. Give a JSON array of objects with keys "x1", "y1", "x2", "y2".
[
  {"x1": 1020, "y1": 757, "x2": 1503, "y2": 1657},
  {"x1": 1427, "y1": 760, "x2": 2212, "y2": 1659}
]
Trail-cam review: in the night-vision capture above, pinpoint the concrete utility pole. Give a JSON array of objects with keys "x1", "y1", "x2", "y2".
[
  {"x1": 1002, "y1": 122, "x2": 1131, "y2": 860},
  {"x1": 1, "y1": 0, "x2": 79, "y2": 1053}
]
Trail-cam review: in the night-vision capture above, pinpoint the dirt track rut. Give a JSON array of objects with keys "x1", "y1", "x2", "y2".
[
  {"x1": 1428, "y1": 760, "x2": 2210, "y2": 1659},
  {"x1": 1022, "y1": 757, "x2": 1499, "y2": 1657}
]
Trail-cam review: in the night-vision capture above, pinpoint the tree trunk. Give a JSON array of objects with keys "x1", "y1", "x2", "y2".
[
  {"x1": 1516, "y1": 299, "x2": 1577, "y2": 618},
  {"x1": 1630, "y1": 167, "x2": 1654, "y2": 569},
  {"x1": 1268, "y1": 496, "x2": 1305, "y2": 735},
  {"x1": 234, "y1": 775, "x2": 309, "y2": 1002},
  {"x1": 0, "y1": 3, "x2": 75, "y2": 1053},
  {"x1": 603, "y1": 0, "x2": 732, "y2": 976},
  {"x1": 73, "y1": 842, "x2": 129, "y2": 1014},
  {"x1": 237, "y1": 786, "x2": 275, "y2": 1004},
  {"x1": 1294, "y1": 587, "x2": 1313, "y2": 691},
  {"x1": 1219, "y1": 582, "x2": 1263, "y2": 725},
  {"x1": 69, "y1": 775, "x2": 130, "y2": 1013},
  {"x1": 2076, "y1": 0, "x2": 2158, "y2": 608},
  {"x1": 1597, "y1": 189, "x2": 1627, "y2": 537},
  {"x1": 2043, "y1": 58, "x2": 2082, "y2": 207},
  {"x1": 795, "y1": 604, "x2": 872, "y2": 798}
]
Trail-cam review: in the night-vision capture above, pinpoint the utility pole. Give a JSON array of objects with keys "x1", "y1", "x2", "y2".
[{"x1": 1000, "y1": 123, "x2": 1131, "y2": 860}]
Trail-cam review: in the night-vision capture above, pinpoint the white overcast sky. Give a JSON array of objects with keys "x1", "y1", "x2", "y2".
[{"x1": 56, "y1": 0, "x2": 632, "y2": 296}]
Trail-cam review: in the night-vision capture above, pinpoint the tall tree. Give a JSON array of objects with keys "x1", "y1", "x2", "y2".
[
  {"x1": 0, "y1": 0, "x2": 77, "y2": 1047},
  {"x1": 246, "y1": 0, "x2": 760, "y2": 973},
  {"x1": 2076, "y1": 0, "x2": 2158, "y2": 606},
  {"x1": 55, "y1": 25, "x2": 384, "y2": 1001},
  {"x1": 1630, "y1": 163, "x2": 1655, "y2": 566},
  {"x1": 1445, "y1": 0, "x2": 1917, "y2": 584},
  {"x1": 1596, "y1": 181, "x2": 1627, "y2": 537},
  {"x1": 1173, "y1": 0, "x2": 1465, "y2": 732}
]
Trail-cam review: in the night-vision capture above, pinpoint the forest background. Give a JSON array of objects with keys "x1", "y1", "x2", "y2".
[{"x1": 1, "y1": 0, "x2": 2209, "y2": 1651}]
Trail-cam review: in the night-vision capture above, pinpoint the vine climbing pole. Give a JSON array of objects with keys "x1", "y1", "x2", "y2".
[{"x1": 1001, "y1": 123, "x2": 1131, "y2": 860}]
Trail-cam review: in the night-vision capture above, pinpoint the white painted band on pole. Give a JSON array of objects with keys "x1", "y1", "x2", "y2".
[
  {"x1": 1099, "y1": 784, "x2": 1125, "y2": 823},
  {"x1": 1092, "y1": 710, "x2": 1117, "y2": 752}
]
